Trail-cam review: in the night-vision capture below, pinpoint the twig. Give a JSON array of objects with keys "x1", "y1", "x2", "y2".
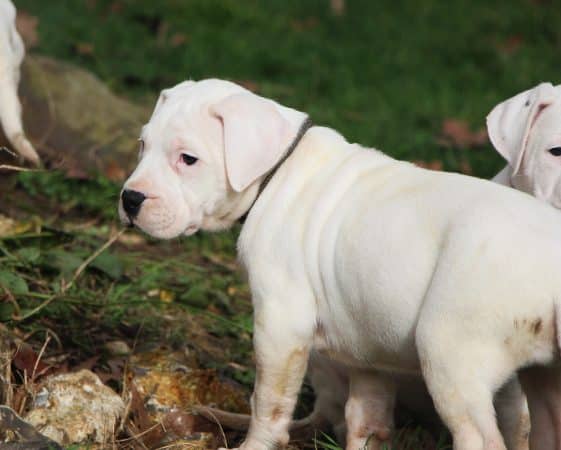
[
  {"x1": 1, "y1": 146, "x2": 17, "y2": 158},
  {"x1": 2, "y1": 287, "x2": 21, "y2": 317},
  {"x1": 30, "y1": 333, "x2": 51, "y2": 382},
  {"x1": 14, "y1": 228, "x2": 127, "y2": 321},
  {"x1": 0, "y1": 164, "x2": 42, "y2": 172},
  {"x1": 0, "y1": 147, "x2": 44, "y2": 172},
  {"x1": 198, "y1": 406, "x2": 229, "y2": 449}
]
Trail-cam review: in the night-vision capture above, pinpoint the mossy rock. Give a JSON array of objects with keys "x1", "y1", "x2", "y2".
[{"x1": 9, "y1": 55, "x2": 152, "y2": 179}]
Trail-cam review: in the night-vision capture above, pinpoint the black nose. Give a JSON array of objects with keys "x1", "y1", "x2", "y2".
[{"x1": 121, "y1": 189, "x2": 146, "y2": 218}]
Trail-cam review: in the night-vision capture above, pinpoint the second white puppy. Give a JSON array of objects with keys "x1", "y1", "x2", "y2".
[
  {"x1": 0, "y1": 0, "x2": 39, "y2": 166},
  {"x1": 121, "y1": 79, "x2": 561, "y2": 450},
  {"x1": 489, "y1": 82, "x2": 561, "y2": 206}
]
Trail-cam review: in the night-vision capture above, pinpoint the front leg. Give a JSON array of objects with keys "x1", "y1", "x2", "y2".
[{"x1": 222, "y1": 296, "x2": 315, "y2": 450}]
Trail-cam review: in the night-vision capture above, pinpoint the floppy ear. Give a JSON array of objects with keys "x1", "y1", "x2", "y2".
[
  {"x1": 486, "y1": 82, "x2": 556, "y2": 174},
  {"x1": 211, "y1": 92, "x2": 308, "y2": 192}
]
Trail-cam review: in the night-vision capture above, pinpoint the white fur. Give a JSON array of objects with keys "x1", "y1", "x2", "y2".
[
  {"x1": 0, "y1": 0, "x2": 39, "y2": 166},
  {"x1": 121, "y1": 79, "x2": 561, "y2": 450},
  {"x1": 488, "y1": 82, "x2": 561, "y2": 208}
]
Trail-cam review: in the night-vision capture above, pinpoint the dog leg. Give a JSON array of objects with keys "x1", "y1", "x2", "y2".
[
  {"x1": 345, "y1": 369, "x2": 396, "y2": 450},
  {"x1": 221, "y1": 301, "x2": 314, "y2": 450},
  {"x1": 417, "y1": 325, "x2": 508, "y2": 450},
  {"x1": 0, "y1": 14, "x2": 40, "y2": 166},
  {"x1": 495, "y1": 379, "x2": 530, "y2": 450},
  {"x1": 519, "y1": 366, "x2": 561, "y2": 450}
]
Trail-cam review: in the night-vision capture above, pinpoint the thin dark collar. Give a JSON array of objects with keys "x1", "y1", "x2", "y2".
[{"x1": 238, "y1": 118, "x2": 313, "y2": 224}]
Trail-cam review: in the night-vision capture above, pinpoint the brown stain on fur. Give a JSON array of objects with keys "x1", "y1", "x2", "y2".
[
  {"x1": 274, "y1": 347, "x2": 307, "y2": 396},
  {"x1": 531, "y1": 318, "x2": 543, "y2": 335},
  {"x1": 513, "y1": 317, "x2": 543, "y2": 335},
  {"x1": 270, "y1": 406, "x2": 283, "y2": 421}
]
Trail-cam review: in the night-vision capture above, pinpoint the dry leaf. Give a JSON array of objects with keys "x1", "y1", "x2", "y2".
[
  {"x1": 459, "y1": 159, "x2": 473, "y2": 175},
  {"x1": 236, "y1": 80, "x2": 260, "y2": 93},
  {"x1": 104, "y1": 160, "x2": 126, "y2": 181},
  {"x1": 159, "y1": 289, "x2": 175, "y2": 303},
  {"x1": 12, "y1": 343, "x2": 51, "y2": 381},
  {"x1": 109, "y1": 1, "x2": 124, "y2": 14},
  {"x1": 331, "y1": 0, "x2": 346, "y2": 15},
  {"x1": 290, "y1": 17, "x2": 319, "y2": 32},
  {"x1": 496, "y1": 35, "x2": 523, "y2": 56},
  {"x1": 75, "y1": 42, "x2": 95, "y2": 56},
  {"x1": 170, "y1": 32, "x2": 188, "y2": 47},
  {"x1": 15, "y1": 11, "x2": 39, "y2": 48},
  {"x1": 439, "y1": 118, "x2": 488, "y2": 149},
  {"x1": 414, "y1": 160, "x2": 443, "y2": 171}
]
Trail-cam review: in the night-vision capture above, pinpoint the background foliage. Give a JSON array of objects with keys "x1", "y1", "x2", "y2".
[{"x1": 2, "y1": 0, "x2": 560, "y2": 448}]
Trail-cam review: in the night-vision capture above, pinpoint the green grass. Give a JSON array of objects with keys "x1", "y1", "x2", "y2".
[
  {"x1": 15, "y1": 0, "x2": 561, "y2": 177},
  {"x1": 3, "y1": 0, "x2": 561, "y2": 448}
]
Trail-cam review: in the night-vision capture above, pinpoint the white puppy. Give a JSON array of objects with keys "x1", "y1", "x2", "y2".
[
  {"x1": 489, "y1": 82, "x2": 561, "y2": 206},
  {"x1": 121, "y1": 79, "x2": 561, "y2": 450},
  {"x1": 0, "y1": 0, "x2": 39, "y2": 166}
]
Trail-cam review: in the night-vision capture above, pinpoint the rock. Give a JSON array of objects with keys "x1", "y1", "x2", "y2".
[
  {"x1": 0, "y1": 54, "x2": 151, "y2": 179},
  {"x1": 0, "y1": 405, "x2": 63, "y2": 450},
  {"x1": 128, "y1": 347, "x2": 248, "y2": 448},
  {"x1": 24, "y1": 369, "x2": 124, "y2": 447},
  {"x1": 130, "y1": 347, "x2": 249, "y2": 420},
  {"x1": 104, "y1": 340, "x2": 131, "y2": 356}
]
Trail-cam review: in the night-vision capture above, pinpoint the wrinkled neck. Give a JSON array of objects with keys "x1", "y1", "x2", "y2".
[{"x1": 202, "y1": 182, "x2": 261, "y2": 231}]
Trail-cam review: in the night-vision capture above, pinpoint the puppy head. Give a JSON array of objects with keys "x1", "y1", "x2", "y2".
[
  {"x1": 487, "y1": 82, "x2": 561, "y2": 207},
  {"x1": 119, "y1": 78, "x2": 308, "y2": 239}
]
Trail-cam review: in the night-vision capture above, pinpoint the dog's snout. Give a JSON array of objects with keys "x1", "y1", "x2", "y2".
[{"x1": 121, "y1": 189, "x2": 146, "y2": 218}]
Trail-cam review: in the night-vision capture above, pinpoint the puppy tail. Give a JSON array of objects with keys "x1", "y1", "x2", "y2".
[{"x1": 194, "y1": 405, "x2": 324, "y2": 435}]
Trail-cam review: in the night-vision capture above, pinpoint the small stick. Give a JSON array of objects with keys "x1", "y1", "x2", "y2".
[{"x1": 15, "y1": 228, "x2": 126, "y2": 321}]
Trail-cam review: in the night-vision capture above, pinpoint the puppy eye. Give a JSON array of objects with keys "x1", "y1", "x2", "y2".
[
  {"x1": 549, "y1": 147, "x2": 561, "y2": 156},
  {"x1": 181, "y1": 153, "x2": 198, "y2": 165}
]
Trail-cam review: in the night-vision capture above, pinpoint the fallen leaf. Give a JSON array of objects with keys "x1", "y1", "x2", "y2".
[
  {"x1": 65, "y1": 165, "x2": 90, "y2": 180},
  {"x1": 414, "y1": 160, "x2": 443, "y2": 171},
  {"x1": 290, "y1": 17, "x2": 319, "y2": 32},
  {"x1": 75, "y1": 42, "x2": 95, "y2": 56},
  {"x1": 439, "y1": 118, "x2": 488, "y2": 149},
  {"x1": 496, "y1": 35, "x2": 523, "y2": 56},
  {"x1": 236, "y1": 80, "x2": 260, "y2": 93},
  {"x1": 330, "y1": 0, "x2": 346, "y2": 15},
  {"x1": 109, "y1": 1, "x2": 124, "y2": 14},
  {"x1": 459, "y1": 159, "x2": 473, "y2": 175},
  {"x1": 104, "y1": 160, "x2": 126, "y2": 181},
  {"x1": 12, "y1": 343, "x2": 51, "y2": 381},
  {"x1": 15, "y1": 11, "x2": 39, "y2": 48},
  {"x1": 170, "y1": 32, "x2": 188, "y2": 47},
  {"x1": 128, "y1": 383, "x2": 165, "y2": 447},
  {"x1": 159, "y1": 289, "x2": 175, "y2": 303}
]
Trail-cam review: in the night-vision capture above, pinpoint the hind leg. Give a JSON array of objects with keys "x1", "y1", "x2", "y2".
[
  {"x1": 417, "y1": 324, "x2": 510, "y2": 450},
  {"x1": 519, "y1": 366, "x2": 561, "y2": 450},
  {"x1": 495, "y1": 379, "x2": 530, "y2": 450},
  {"x1": 345, "y1": 369, "x2": 396, "y2": 450}
]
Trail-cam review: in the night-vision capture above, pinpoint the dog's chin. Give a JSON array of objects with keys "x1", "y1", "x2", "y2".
[{"x1": 131, "y1": 220, "x2": 199, "y2": 240}]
